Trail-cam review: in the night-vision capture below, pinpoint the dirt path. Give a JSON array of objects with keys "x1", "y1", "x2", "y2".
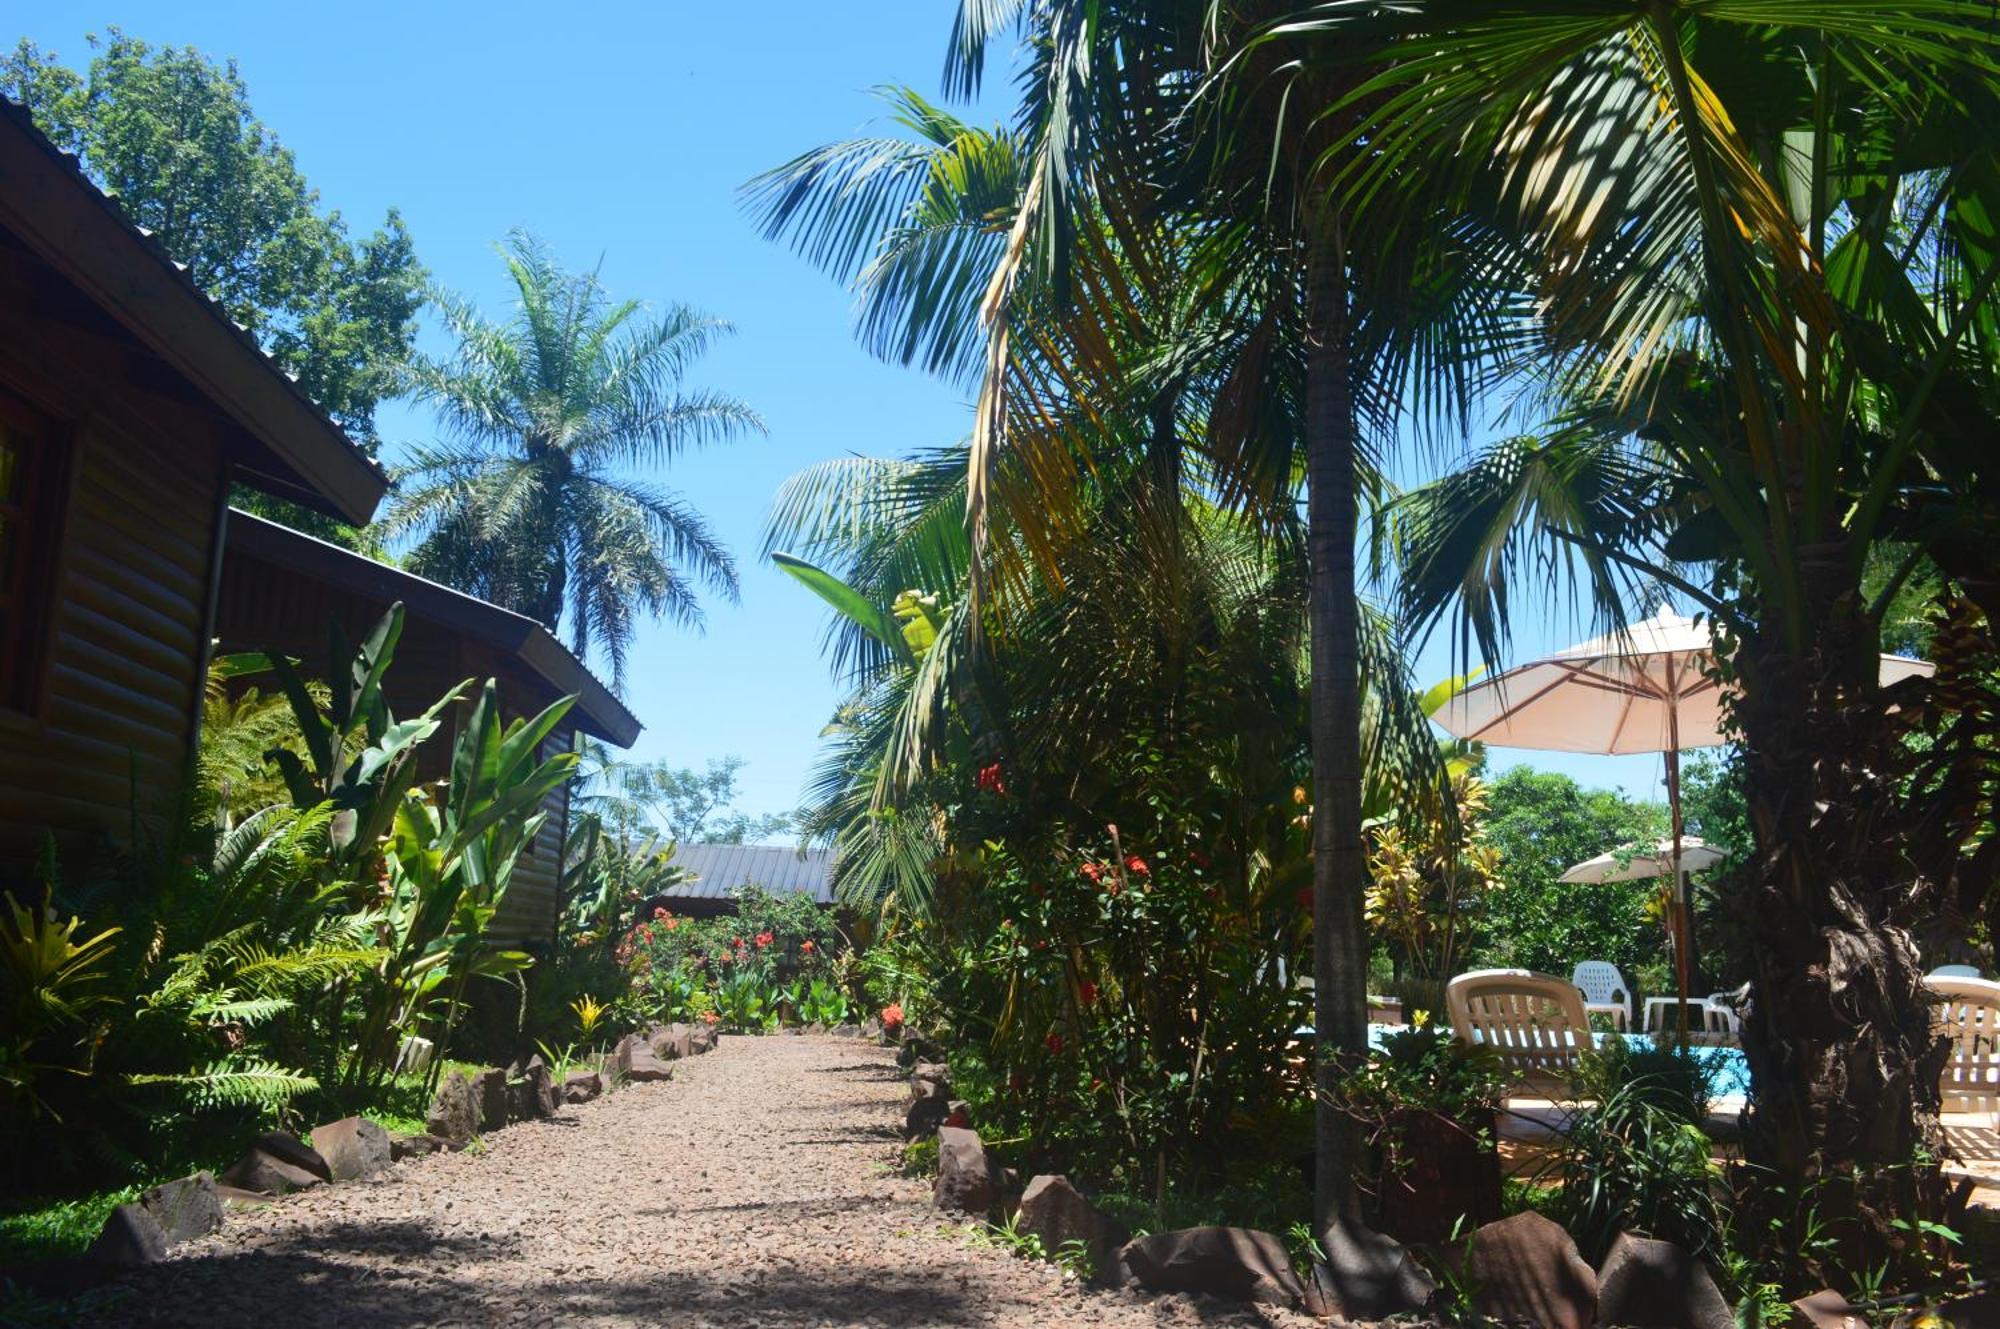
[{"x1": 86, "y1": 1034, "x2": 1296, "y2": 1327}]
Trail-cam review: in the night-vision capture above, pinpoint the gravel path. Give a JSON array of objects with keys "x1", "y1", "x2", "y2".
[{"x1": 86, "y1": 1034, "x2": 1302, "y2": 1327}]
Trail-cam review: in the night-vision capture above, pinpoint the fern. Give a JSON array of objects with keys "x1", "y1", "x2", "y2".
[{"x1": 126, "y1": 1058, "x2": 317, "y2": 1111}]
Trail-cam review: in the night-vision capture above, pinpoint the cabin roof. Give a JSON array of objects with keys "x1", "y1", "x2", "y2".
[
  {"x1": 227, "y1": 510, "x2": 642, "y2": 747},
  {"x1": 661, "y1": 843, "x2": 835, "y2": 906},
  {"x1": 0, "y1": 98, "x2": 387, "y2": 524}
]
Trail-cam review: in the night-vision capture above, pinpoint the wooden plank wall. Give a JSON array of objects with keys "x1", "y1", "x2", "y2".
[{"x1": 0, "y1": 239, "x2": 227, "y2": 868}]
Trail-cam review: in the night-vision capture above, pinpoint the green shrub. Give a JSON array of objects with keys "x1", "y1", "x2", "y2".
[{"x1": 1539, "y1": 1081, "x2": 1724, "y2": 1264}]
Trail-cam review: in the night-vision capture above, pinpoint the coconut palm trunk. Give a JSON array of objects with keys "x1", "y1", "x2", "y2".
[
  {"x1": 1304, "y1": 202, "x2": 1368, "y2": 1234},
  {"x1": 1732, "y1": 573, "x2": 1952, "y2": 1279}
]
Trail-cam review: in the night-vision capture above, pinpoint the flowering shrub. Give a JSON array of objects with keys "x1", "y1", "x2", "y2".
[{"x1": 618, "y1": 885, "x2": 845, "y2": 1029}]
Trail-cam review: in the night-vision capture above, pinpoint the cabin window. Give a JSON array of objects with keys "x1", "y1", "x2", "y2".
[{"x1": 0, "y1": 394, "x2": 70, "y2": 716}]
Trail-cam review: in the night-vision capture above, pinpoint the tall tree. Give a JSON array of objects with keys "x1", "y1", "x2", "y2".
[
  {"x1": 1336, "y1": 0, "x2": 2000, "y2": 1279},
  {"x1": 2, "y1": 30, "x2": 424, "y2": 540},
  {"x1": 385, "y1": 232, "x2": 764, "y2": 686}
]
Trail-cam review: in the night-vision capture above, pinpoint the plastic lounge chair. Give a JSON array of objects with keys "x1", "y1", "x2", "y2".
[
  {"x1": 1570, "y1": 961, "x2": 1632, "y2": 1031},
  {"x1": 1447, "y1": 968, "x2": 1594, "y2": 1096},
  {"x1": 1925, "y1": 975, "x2": 2000, "y2": 1122},
  {"x1": 1930, "y1": 964, "x2": 1983, "y2": 980}
]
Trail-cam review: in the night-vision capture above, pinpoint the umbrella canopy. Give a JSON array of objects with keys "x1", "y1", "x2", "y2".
[
  {"x1": 1560, "y1": 837, "x2": 1728, "y2": 884},
  {"x1": 1433, "y1": 606, "x2": 1933, "y2": 754}
]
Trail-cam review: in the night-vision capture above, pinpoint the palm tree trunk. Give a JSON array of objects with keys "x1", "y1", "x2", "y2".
[
  {"x1": 1733, "y1": 578, "x2": 1951, "y2": 1285},
  {"x1": 1304, "y1": 201, "x2": 1368, "y2": 1236}
]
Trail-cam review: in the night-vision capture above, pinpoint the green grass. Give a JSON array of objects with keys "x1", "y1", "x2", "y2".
[{"x1": 0, "y1": 1186, "x2": 141, "y2": 1266}]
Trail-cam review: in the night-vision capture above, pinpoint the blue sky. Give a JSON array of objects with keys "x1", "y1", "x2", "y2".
[{"x1": 14, "y1": 2, "x2": 1678, "y2": 825}]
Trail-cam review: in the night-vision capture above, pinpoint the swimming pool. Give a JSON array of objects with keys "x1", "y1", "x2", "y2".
[{"x1": 1357, "y1": 1023, "x2": 1753, "y2": 1099}]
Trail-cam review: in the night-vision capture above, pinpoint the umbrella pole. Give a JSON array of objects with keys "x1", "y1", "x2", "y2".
[{"x1": 1664, "y1": 710, "x2": 1693, "y2": 1045}]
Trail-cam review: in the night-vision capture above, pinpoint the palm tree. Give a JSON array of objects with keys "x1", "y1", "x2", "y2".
[
  {"x1": 386, "y1": 231, "x2": 764, "y2": 685},
  {"x1": 1307, "y1": 0, "x2": 2000, "y2": 1280},
  {"x1": 749, "y1": 33, "x2": 1482, "y2": 1261}
]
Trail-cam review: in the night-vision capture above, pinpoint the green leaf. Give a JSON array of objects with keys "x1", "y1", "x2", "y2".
[{"x1": 772, "y1": 553, "x2": 915, "y2": 664}]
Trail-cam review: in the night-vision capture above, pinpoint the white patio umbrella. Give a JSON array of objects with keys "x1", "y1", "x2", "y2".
[
  {"x1": 1559, "y1": 836, "x2": 1727, "y2": 884},
  {"x1": 1434, "y1": 605, "x2": 1933, "y2": 1036}
]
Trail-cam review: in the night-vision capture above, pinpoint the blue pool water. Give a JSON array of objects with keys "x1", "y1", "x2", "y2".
[{"x1": 1358, "y1": 1024, "x2": 1753, "y2": 1099}]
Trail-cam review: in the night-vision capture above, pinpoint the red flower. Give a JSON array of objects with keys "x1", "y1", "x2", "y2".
[
  {"x1": 1044, "y1": 1032, "x2": 1065, "y2": 1054},
  {"x1": 665, "y1": 916, "x2": 679, "y2": 931},
  {"x1": 800, "y1": 939, "x2": 814, "y2": 954},
  {"x1": 1295, "y1": 885, "x2": 1314, "y2": 912},
  {"x1": 1078, "y1": 981, "x2": 1100, "y2": 1006},
  {"x1": 1081, "y1": 861, "x2": 1103, "y2": 882},
  {"x1": 881, "y1": 1002, "x2": 905, "y2": 1030},
  {"x1": 653, "y1": 906, "x2": 669, "y2": 920},
  {"x1": 639, "y1": 926, "x2": 654, "y2": 943},
  {"x1": 976, "y1": 761, "x2": 1008, "y2": 795},
  {"x1": 1125, "y1": 855, "x2": 1149, "y2": 875},
  {"x1": 755, "y1": 931, "x2": 774, "y2": 949},
  {"x1": 703, "y1": 1010, "x2": 720, "y2": 1024}
]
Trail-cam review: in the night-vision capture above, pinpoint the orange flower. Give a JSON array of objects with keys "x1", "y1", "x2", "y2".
[
  {"x1": 881, "y1": 1002, "x2": 904, "y2": 1029},
  {"x1": 800, "y1": 939, "x2": 814, "y2": 954},
  {"x1": 754, "y1": 931, "x2": 774, "y2": 949},
  {"x1": 1125, "y1": 855, "x2": 1148, "y2": 875}
]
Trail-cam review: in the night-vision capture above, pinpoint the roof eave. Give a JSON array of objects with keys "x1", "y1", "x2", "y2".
[{"x1": 0, "y1": 100, "x2": 386, "y2": 525}]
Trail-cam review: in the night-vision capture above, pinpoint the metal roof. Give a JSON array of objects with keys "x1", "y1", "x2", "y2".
[
  {"x1": 227, "y1": 509, "x2": 642, "y2": 747},
  {"x1": 662, "y1": 843, "x2": 834, "y2": 905}
]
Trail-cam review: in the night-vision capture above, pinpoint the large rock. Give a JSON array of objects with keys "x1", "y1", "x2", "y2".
[
  {"x1": 87, "y1": 1203, "x2": 168, "y2": 1269},
  {"x1": 425, "y1": 1070, "x2": 480, "y2": 1142},
  {"x1": 831, "y1": 1022, "x2": 862, "y2": 1038},
  {"x1": 1017, "y1": 1175, "x2": 1109, "y2": 1268},
  {"x1": 310, "y1": 1116, "x2": 392, "y2": 1181},
  {"x1": 904, "y1": 1093, "x2": 951, "y2": 1140},
  {"x1": 606, "y1": 1033, "x2": 636, "y2": 1082},
  {"x1": 138, "y1": 1172, "x2": 222, "y2": 1245},
  {"x1": 1596, "y1": 1233, "x2": 1732, "y2": 1329},
  {"x1": 563, "y1": 1070, "x2": 603, "y2": 1104},
  {"x1": 933, "y1": 1126, "x2": 1002, "y2": 1214},
  {"x1": 1449, "y1": 1211, "x2": 1597, "y2": 1329},
  {"x1": 526, "y1": 1055, "x2": 562, "y2": 1115},
  {"x1": 910, "y1": 1061, "x2": 951, "y2": 1099},
  {"x1": 1119, "y1": 1227, "x2": 1305, "y2": 1309},
  {"x1": 627, "y1": 1042, "x2": 676, "y2": 1082},
  {"x1": 653, "y1": 1023, "x2": 694, "y2": 1060},
  {"x1": 689, "y1": 1021, "x2": 719, "y2": 1054},
  {"x1": 1789, "y1": 1291, "x2": 1864, "y2": 1329},
  {"x1": 218, "y1": 1132, "x2": 331, "y2": 1196},
  {"x1": 390, "y1": 1132, "x2": 455, "y2": 1161},
  {"x1": 1318, "y1": 1219, "x2": 1435, "y2": 1320},
  {"x1": 473, "y1": 1067, "x2": 510, "y2": 1131}
]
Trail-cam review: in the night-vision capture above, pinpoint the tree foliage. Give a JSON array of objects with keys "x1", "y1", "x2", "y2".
[
  {"x1": 1, "y1": 29, "x2": 424, "y2": 541},
  {"x1": 385, "y1": 232, "x2": 763, "y2": 685}
]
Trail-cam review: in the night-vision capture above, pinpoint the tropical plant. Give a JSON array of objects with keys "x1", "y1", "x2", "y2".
[
  {"x1": 798, "y1": 976, "x2": 852, "y2": 1027},
  {"x1": 1315, "y1": 0, "x2": 2000, "y2": 1270},
  {"x1": 360, "y1": 679, "x2": 578, "y2": 1094},
  {"x1": 0, "y1": 880, "x2": 121, "y2": 1120},
  {"x1": 1537, "y1": 1081, "x2": 1726, "y2": 1267},
  {"x1": 385, "y1": 231, "x2": 764, "y2": 683},
  {"x1": 248, "y1": 604, "x2": 460, "y2": 880}
]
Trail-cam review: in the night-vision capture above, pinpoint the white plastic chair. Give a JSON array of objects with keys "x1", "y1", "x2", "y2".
[
  {"x1": 1570, "y1": 961, "x2": 1632, "y2": 1031},
  {"x1": 1447, "y1": 968, "x2": 1594, "y2": 1096},
  {"x1": 1924, "y1": 975, "x2": 2000, "y2": 1121},
  {"x1": 1930, "y1": 964, "x2": 1983, "y2": 980}
]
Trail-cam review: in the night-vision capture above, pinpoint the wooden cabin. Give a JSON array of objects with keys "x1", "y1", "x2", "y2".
[
  {"x1": 215, "y1": 511, "x2": 642, "y2": 945},
  {"x1": 0, "y1": 99, "x2": 385, "y2": 867}
]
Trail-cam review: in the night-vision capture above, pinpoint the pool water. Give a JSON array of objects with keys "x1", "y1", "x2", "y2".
[{"x1": 1360, "y1": 1023, "x2": 1753, "y2": 1100}]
